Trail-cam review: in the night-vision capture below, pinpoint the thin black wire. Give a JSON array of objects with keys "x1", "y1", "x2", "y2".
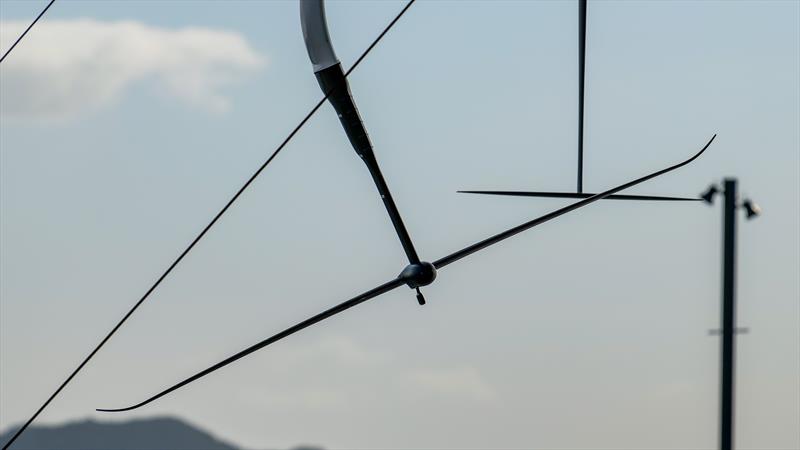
[
  {"x1": 0, "y1": 0, "x2": 56, "y2": 64},
  {"x1": 576, "y1": 0, "x2": 587, "y2": 193},
  {"x1": 457, "y1": 191, "x2": 701, "y2": 201},
  {"x1": 1, "y1": 1, "x2": 416, "y2": 448},
  {"x1": 95, "y1": 135, "x2": 714, "y2": 413}
]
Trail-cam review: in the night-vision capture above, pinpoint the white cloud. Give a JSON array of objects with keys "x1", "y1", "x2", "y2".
[
  {"x1": 313, "y1": 335, "x2": 393, "y2": 366},
  {"x1": 226, "y1": 337, "x2": 497, "y2": 415},
  {"x1": 0, "y1": 19, "x2": 265, "y2": 118},
  {"x1": 408, "y1": 366, "x2": 498, "y2": 402},
  {"x1": 236, "y1": 385, "x2": 349, "y2": 412},
  {"x1": 232, "y1": 336, "x2": 392, "y2": 412},
  {"x1": 264, "y1": 335, "x2": 393, "y2": 372}
]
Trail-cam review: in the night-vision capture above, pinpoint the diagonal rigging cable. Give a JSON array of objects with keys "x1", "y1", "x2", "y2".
[
  {"x1": 0, "y1": 0, "x2": 56, "y2": 64},
  {"x1": 1, "y1": 2, "x2": 416, "y2": 449},
  {"x1": 97, "y1": 135, "x2": 715, "y2": 413}
]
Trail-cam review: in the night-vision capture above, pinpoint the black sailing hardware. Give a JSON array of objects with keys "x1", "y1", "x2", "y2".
[
  {"x1": 96, "y1": 0, "x2": 716, "y2": 413},
  {"x1": 460, "y1": 0, "x2": 701, "y2": 202}
]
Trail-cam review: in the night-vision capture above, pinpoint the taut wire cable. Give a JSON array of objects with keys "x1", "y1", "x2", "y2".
[{"x1": 0, "y1": 0, "x2": 56, "y2": 64}]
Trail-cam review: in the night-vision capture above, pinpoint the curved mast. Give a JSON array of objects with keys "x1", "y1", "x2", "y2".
[{"x1": 300, "y1": 0, "x2": 422, "y2": 266}]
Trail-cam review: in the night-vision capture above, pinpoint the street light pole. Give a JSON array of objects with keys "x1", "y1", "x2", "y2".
[
  {"x1": 701, "y1": 178, "x2": 760, "y2": 450},
  {"x1": 720, "y1": 178, "x2": 737, "y2": 450}
]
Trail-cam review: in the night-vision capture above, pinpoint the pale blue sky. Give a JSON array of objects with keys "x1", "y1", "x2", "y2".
[{"x1": 1, "y1": 1, "x2": 798, "y2": 449}]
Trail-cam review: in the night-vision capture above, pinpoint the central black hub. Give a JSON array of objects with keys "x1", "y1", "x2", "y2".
[{"x1": 398, "y1": 261, "x2": 437, "y2": 288}]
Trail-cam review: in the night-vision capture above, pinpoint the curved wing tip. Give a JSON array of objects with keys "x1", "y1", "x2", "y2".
[
  {"x1": 693, "y1": 134, "x2": 717, "y2": 157},
  {"x1": 96, "y1": 406, "x2": 133, "y2": 413}
]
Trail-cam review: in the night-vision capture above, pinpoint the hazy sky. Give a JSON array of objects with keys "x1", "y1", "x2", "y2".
[{"x1": 1, "y1": 1, "x2": 798, "y2": 449}]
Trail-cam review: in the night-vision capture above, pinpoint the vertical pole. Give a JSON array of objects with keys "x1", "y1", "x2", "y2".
[
  {"x1": 577, "y1": 0, "x2": 587, "y2": 193},
  {"x1": 720, "y1": 178, "x2": 737, "y2": 450}
]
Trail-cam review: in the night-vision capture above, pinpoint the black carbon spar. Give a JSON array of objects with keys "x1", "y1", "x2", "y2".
[
  {"x1": 460, "y1": 0, "x2": 700, "y2": 202},
  {"x1": 98, "y1": 135, "x2": 715, "y2": 412},
  {"x1": 96, "y1": 0, "x2": 716, "y2": 412}
]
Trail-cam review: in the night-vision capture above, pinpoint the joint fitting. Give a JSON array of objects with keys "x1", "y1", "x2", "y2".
[{"x1": 398, "y1": 262, "x2": 437, "y2": 289}]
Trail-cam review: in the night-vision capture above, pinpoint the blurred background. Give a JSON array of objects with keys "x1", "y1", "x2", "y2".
[{"x1": 1, "y1": 1, "x2": 798, "y2": 449}]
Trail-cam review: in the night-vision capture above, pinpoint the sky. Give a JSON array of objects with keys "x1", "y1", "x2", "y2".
[{"x1": 1, "y1": 0, "x2": 798, "y2": 449}]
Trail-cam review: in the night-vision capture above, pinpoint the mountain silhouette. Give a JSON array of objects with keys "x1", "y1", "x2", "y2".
[{"x1": 0, "y1": 416, "x2": 240, "y2": 450}]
